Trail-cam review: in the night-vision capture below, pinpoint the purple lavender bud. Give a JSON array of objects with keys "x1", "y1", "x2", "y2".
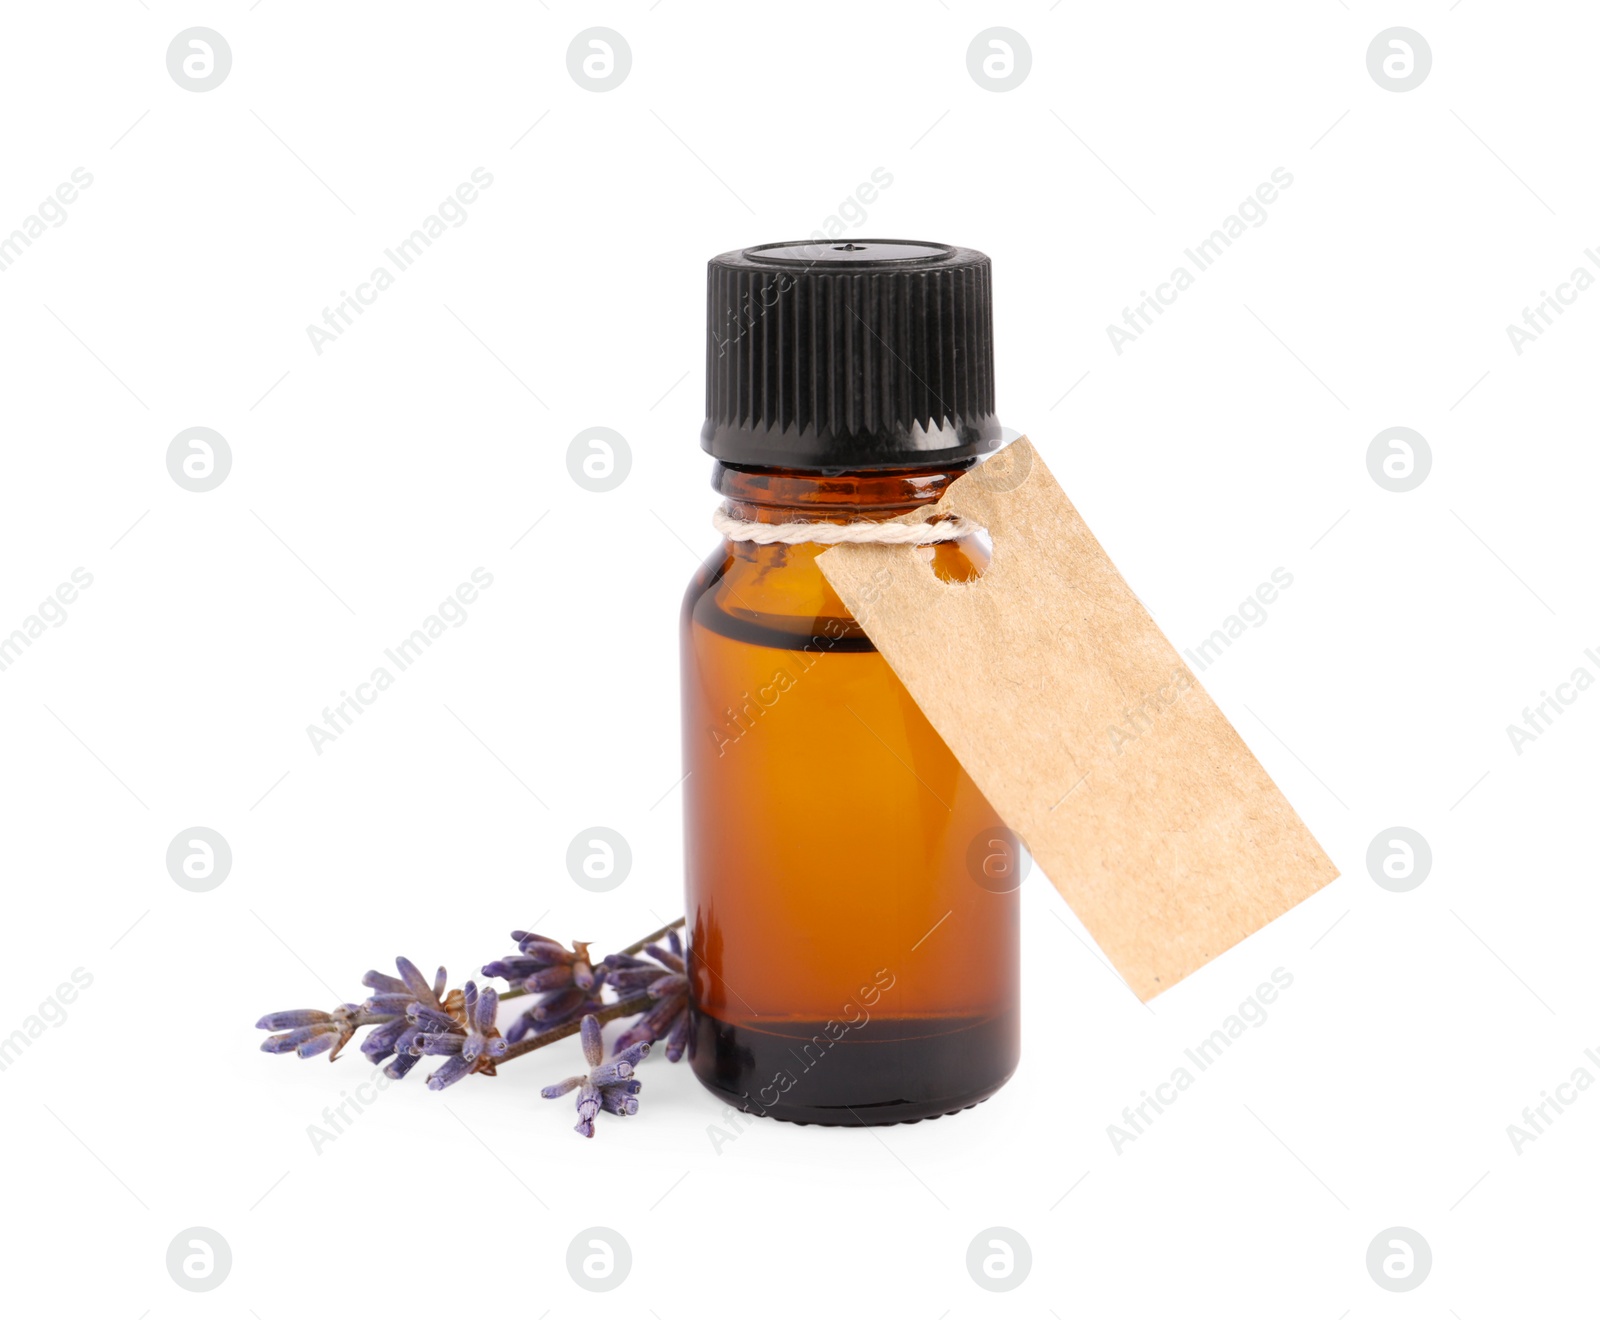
[
  {"x1": 392, "y1": 957, "x2": 433, "y2": 999},
  {"x1": 480, "y1": 956, "x2": 542, "y2": 981},
  {"x1": 604, "y1": 928, "x2": 690, "y2": 1063},
  {"x1": 664, "y1": 1011, "x2": 690, "y2": 1063},
  {"x1": 297, "y1": 1033, "x2": 339, "y2": 1059},
  {"x1": 587, "y1": 1060, "x2": 633, "y2": 1086},
  {"x1": 407, "y1": 1004, "x2": 457, "y2": 1033},
  {"x1": 463, "y1": 1032, "x2": 508, "y2": 1066},
  {"x1": 532, "y1": 986, "x2": 585, "y2": 1021},
  {"x1": 425, "y1": 1055, "x2": 473, "y2": 1091},
  {"x1": 255, "y1": 1009, "x2": 338, "y2": 1030},
  {"x1": 599, "y1": 1089, "x2": 639, "y2": 1117},
  {"x1": 611, "y1": 1023, "x2": 650, "y2": 1055},
  {"x1": 576, "y1": 1082, "x2": 601, "y2": 1123},
  {"x1": 580, "y1": 1015, "x2": 603, "y2": 1068},
  {"x1": 516, "y1": 938, "x2": 573, "y2": 963},
  {"x1": 522, "y1": 966, "x2": 575, "y2": 992},
  {"x1": 615, "y1": 1040, "x2": 651, "y2": 1067},
  {"x1": 384, "y1": 1052, "x2": 423, "y2": 1081},
  {"x1": 261, "y1": 1025, "x2": 320, "y2": 1052},
  {"x1": 541, "y1": 1076, "x2": 584, "y2": 1099},
  {"x1": 362, "y1": 992, "x2": 418, "y2": 1015},
  {"x1": 642, "y1": 942, "x2": 685, "y2": 975},
  {"x1": 256, "y1": 1002, "x2": 374, "y2": 1061},
  {"x1": 362, "y1": 1018, "x2": 406, "y2": 1058}
]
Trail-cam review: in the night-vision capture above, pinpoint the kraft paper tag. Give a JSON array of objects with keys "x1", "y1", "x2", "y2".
[{"x1": 818, "y1": 438, "x2": 1337, "y2": 1001}]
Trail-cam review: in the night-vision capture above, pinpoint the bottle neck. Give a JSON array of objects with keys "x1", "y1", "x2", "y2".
[{"x1": 712, "y1": 460, "x2": 975, "y2": 524}]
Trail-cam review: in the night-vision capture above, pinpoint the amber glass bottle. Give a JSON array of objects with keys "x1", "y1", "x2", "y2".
[{"x1": 681, "y1": 240, "x2": 1020, "y2": 1124}]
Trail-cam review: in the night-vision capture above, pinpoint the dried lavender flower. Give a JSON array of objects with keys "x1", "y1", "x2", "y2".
[
  {"x1": 484, "y1": 934, "x2": 606, "y2": 1041},
  {"x1": 408, "y1": 980, "x2": 507, "y2": 1090},
  {"x1": 255, "y1": 1004, "x2": 373, "y2": 1060},
  {"x1": 541, "y1": 1013, "x2": 649, "y2": 1138},
  {"x1": 609, "y1": 930, "x2": 689, "y2": 1062},
  {"x1": 359, "y1": 956, "x2": 457, "y2": 1081}
]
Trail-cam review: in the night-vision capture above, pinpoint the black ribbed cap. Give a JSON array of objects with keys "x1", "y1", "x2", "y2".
[{"x1": 703, "y1": 239, "x2": 999, "y2": 470}]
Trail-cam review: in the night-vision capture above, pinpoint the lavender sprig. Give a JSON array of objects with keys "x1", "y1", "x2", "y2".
[
  {"x1": 256, "y1": 918, "x2": 689, "y2": 1122},
  {"x1": 541, "y1": 1014, "x2": 649, "y2": 1138}
]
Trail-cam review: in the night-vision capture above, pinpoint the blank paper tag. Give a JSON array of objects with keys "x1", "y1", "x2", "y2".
[{"x1": 819, "y1": 438, "x2": 1337, "y2": 1001}]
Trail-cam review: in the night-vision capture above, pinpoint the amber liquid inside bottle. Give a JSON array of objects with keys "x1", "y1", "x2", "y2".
[{"x1": 681, "y1": 461, "x2": 1020, "y2": 1125}]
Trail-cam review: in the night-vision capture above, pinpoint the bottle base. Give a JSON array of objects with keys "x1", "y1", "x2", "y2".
[
  {"x1": 688, "y1": 1007, "x2": 1018, "y2": 1127},
  {"x1": 731, "y1": 1092, "x2": 999, "y2": 1127}
]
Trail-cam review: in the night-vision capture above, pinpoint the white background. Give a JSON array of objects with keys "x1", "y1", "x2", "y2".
[{"x1": 1, "y1": 2, "x2": 1595, "y2": 1315}]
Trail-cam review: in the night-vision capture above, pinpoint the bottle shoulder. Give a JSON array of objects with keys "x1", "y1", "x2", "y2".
[{"x1": 681, "y1": 535, "x2": 988, "y2": 648}]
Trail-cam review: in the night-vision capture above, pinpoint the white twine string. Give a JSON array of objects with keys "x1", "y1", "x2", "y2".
[{"x1": 712, "y1": 508, "x2": 983, "y2": 546}]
